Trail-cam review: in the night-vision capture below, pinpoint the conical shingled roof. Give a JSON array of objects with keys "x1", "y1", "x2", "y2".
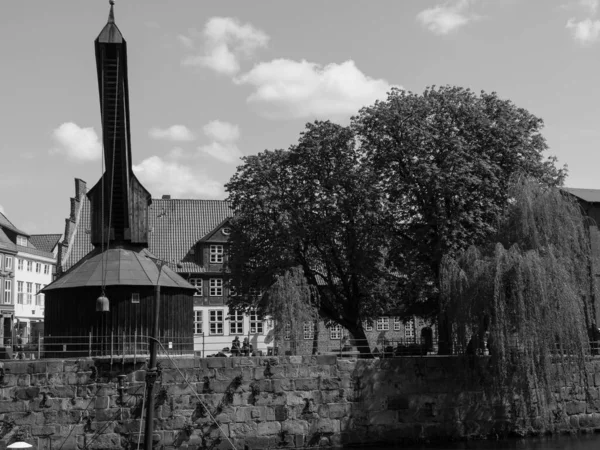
[
  {"x1": 96, "y1": 2, "x2": 123, "y2": 43},
  {"x1": 43, "y1": 245, "x2": 195, "y2": 291}
]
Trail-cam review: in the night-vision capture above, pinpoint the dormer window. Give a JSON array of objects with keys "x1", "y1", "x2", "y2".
[
  {"x1": 16, "y1": 236, "x2": 27, "y2": 247},
  {"x1": 209, "y1": 245, "x2": 224, "y2": 263},
  {"x1": 222, "y1": 227, "x2": 231, "y2": 236}
]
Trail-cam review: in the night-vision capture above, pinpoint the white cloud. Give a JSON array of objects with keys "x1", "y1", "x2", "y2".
[
  {"x1": 203, "y1": 120, "x2": 240, "y2": 142},
  {"x1": 182, "y1": 17, "x2": 269, "y2": 75},
  {"x1": 133, "y1": 156, "x2": 222, "y2": 198},
  {"x1": 417, "y1": 0, "x2": 479, "y2": 35},
  {"x1": 199, "y1": 120, "x2": 243, "y2": 164},
  {"x1": 235, "y1": 59, "x2": 394, "y2": 120},
  {"x1": 50, "y1": 122, "x2": 101, "y2": 163},
  {"x1": 177, "y1": 34, "x2": 194, "y2": 49},
  {"x1": 149, "y1": 125, "x2": 195, "y2": 142},
  {"x1": 581, "y1": 0, "x2": 599, "y2": 15},
  {"x1": 567, "y1": 17, "x2": 600, "y2": 43}
]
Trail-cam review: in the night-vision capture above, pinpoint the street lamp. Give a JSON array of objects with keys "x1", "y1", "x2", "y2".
[{"x1": 143, "y1": 255, "x2": 166, "y2": 450}]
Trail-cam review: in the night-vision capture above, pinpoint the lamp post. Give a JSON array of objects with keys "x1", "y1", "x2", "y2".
[{"x1": 144, "y1": 256, "x2": 166, "y2": 450}]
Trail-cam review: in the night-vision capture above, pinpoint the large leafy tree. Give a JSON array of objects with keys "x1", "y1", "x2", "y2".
[
  {"x1": 226, "y1": 121, "x2": 396, "y2": 357},
  {"x1": 354, "y1": 86, "x2": 566, "y2": 352}
]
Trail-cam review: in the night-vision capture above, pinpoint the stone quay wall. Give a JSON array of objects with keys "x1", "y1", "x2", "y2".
[{"x1": 0, "y1": 356, "x2": 598, "y2": 449}]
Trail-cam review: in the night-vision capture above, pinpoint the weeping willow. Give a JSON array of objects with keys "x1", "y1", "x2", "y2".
[
  {"x1": 440, "y1": 178, "x2": 595, "y2": 423},
  {"x1": 264, "y1": 267, "x2": 320, "y2": 352}
]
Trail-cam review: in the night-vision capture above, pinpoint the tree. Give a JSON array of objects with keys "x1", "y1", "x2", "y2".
[
  {"x1": 440, "y1": 178, "x2": 593, "y2": 418},
  {"x1": 353, "y1": 86, "x2": 566, "y2": 352},
  {"x1": 263, "y1": 267, "x2": 320, "y2": 355},
  {"x1": 226, "y1": 121, "x2": 396, "y2": 357}
]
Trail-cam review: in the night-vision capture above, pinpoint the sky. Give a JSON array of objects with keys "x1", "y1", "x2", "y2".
[{"x1": 2, "y1": 0, "x2": 600, "y2": 235}]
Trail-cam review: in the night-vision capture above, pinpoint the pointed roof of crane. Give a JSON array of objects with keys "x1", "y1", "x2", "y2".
[{"x1": 97, "y1": 0, "x2": 123, "y2": 43}]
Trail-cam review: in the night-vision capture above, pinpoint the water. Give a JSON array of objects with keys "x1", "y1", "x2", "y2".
[{"x1": 366, "y1": 434, "x2": 600, "y2": 450}]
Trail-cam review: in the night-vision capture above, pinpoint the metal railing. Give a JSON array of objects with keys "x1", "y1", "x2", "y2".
[{"x1": 6, "y1": 334, "x2": 194, "y2": 361}]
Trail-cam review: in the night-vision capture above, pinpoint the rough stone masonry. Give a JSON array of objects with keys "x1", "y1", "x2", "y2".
[{"x1": 0, "y1": 355, "x2": 599, "y2": 449}]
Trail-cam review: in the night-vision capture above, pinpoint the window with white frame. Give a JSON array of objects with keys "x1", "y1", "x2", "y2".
[
  {"x1": 405, "y1": 318, "x2": 415, "y2": 338},
  {"x1": 249, "y1": 287, "x2": 262, "y2": 299},
  {"x1": 330, "y1": 324, "x2": 342, "y2": 340},
  {"x1": 17, "y1": 281, "x2": 23, "y2": 304},
  {"x1": 131, "y1": 293, "x2": 140, "y2": 304},
  {"x1": 17, "y1": 259, "x2": 23, "y2": 271},
  {"x1": 376, "y1": 317, "x2": 390, "y2": 331},
  {"x1": 364, "y1": 321, "x2": 373, "y2": 331},
  {"x1": 229, "y1": 310, "x2": 244, "y2": 335},
  {"x1": 5, "y1": 257, "x2": 12, "y2": 271},
  {"x1": 3, "y1": 280, "x2": 11, "y2": 304},
  {"x1": 189, "y1": 278, "x2": 203, "y2": 296},
  {"x1": 0, "y1": 255, "x2": 3, "y2": 269},
  {"x1": 209, "y1": 278, "x2": 223, "y2": 296},
  {"x1": 26, "y1": 260, "x2": 32, "y2": 272},
  {"x1": 209, "y1": 310, "x2": 224, "y2": 335},
  {"x1": 43, "y1": 264, "x2": 49, "y2": 275},
  {"x1": 249, "y1": 310, "x2": 263, "y2": 334},
  {"x1": 394, "y1": 317, "x2": 401, "y2": 331},
  {"x1": 35, "y1": 283, "x2": 42, "y2": 306},
  {"x1": 35, "y1": 263, "x2": 41, "y2": 273},
  {"x1": 16, "y1": 236, "x2": 27, "y2": 246},
  {"x1": 209, "y1": 245, "x2": 224, "y2": 263},
  {"x1": 26, "y1": 282, "x2": 33, "y2": 304},
  {"x1": 303, "y1": 321, "x2": 314, "y2": 340},
  {"x1": 193, "y1": 310, "x2": 203, "y2": 334}
]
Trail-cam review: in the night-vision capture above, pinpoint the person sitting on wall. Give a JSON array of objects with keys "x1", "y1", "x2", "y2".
[
  {"x1": 242, "y1": 338, "x2": 250, "y2": 356},
  {"x1": 231, "y1": 337, "x2": 241, "y2": 356}
]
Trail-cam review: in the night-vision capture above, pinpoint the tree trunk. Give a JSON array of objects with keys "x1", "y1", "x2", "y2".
[
  {"x1": 437, "y1": 310, "x2": 453, "y2": 355},
  {"x1": 348, "y1": 324, "x2": 373, "y2": 358}
]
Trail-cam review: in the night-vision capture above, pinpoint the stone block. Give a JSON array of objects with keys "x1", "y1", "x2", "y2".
[
  {"x1": 95, "y1": 396, "x2": 110, "y2": 409},
  {"x1": 257, "y1": 421, "x2": 281, "y2": 436},
  {"x1": 273, "y1": 378, "x2": 292, "y2": 392},
  {"x1": 266, "y1": 405, "x2": 288, "y2": 421},
  {"x1": 313, "y1": 418, "x2": 341, "y2": 434},
  {"x1": 320, "y1": 377, "x2": 342, "y2": 390},
  {"x1": 229, "y1": 421, "x2": 258, "y2": 438},
  {"x1": 282, "y1": 419, "x2": 309, "y2": 435},
  {"x1": 337, "y1": 359, "x2": 356, "y2": 372},
  {"x1": 294, "y1": 378, "x2": 319, "y2": 391},
  {"x1": 0, "y1": 400, "x2": 28, "y2": 413},
  {"x1": 316, "y1": 354, "x2": 337, "y2": 365},
  {"x1": 206, "y1": 358, "x2": 232, "y2": 369},
  {"x1": 328, "y1": 402, "x2": 351, "y2": 419}
]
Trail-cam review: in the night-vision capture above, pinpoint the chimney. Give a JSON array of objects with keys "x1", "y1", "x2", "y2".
[{"x1": 162, "y1": 195, "x2": 171, "y2": 199}]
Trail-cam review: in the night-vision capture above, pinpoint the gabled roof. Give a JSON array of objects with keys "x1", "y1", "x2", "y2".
[
  {"x1": 58, "y1": 183, "x2": 234, "y2": 275},
  {"x1": 562, "y1": 187, "x2": 600, "y2": 204},
  {"x1": 17, "y1": 245, "x2": 55, "y2": 260},
  {"x1": 0, "y1": 212, "x2": 29, "y2": 237},
  {"x1": 198, "y1": 217, "x2": 232, "y2": 242},
  {"x1": 29, "y1": 234, "x2": 62, "y2": 253}
]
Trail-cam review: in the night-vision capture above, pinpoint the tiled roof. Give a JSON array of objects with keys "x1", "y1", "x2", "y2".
[
  {"x1": 16, "y1": 245, "x2": 55, "y2": 260},
  {"x1": 29, "y1": 234, "x2": 62, "y2": 253},
  {"x1": 0, "y1": 228, "x2": 16, "y2": 253},
  {"x1": 563, "y1": 187, "x2": 600, "y2": 204},
  {"x1": 149, "y1": 199, "x2": 233, "y2": 273},
  {"x1": 44, "y1": 246, "x2": 194, "y2": 291},
  {"x1": 59, "y1": 185, "x2": 233, "y2": 275},
  {"x1": 0, "y1": 211, "x2": 29, "y2": 237}
]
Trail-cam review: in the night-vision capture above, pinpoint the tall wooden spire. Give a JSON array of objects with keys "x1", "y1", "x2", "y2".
[{"x1": 88, "y1": 1, "x2": 151, "y2": 247}]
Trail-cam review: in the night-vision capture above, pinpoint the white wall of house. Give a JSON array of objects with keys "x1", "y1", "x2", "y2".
[
  {"x1": 14, "y1": 253, "x2": 54, "y2": 340},
  {"x1": 192, "y1": 305, "x2": 273, "y2": 357}
]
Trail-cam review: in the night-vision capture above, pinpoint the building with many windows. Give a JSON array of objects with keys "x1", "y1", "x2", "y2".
[{"x1": 0, "y1": 212, "x2": 56, "y2": 345}]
